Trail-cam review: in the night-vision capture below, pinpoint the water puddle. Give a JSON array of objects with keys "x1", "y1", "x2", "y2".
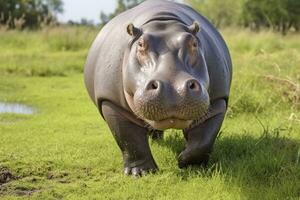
[{"x1": 0, "y1": 102, "x2": 35, "y2": 115}]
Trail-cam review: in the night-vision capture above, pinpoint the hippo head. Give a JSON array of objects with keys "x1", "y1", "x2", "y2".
[{"x1": 123, "y1": 20, "x2": 210, "y2": 130}]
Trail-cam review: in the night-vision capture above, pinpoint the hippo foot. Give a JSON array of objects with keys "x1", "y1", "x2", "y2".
[
  {"x1": 178, "y1": 146, "x2": 210, "y2": 168},
  {"x1": 124, "y1": 159, "x2": 158, "y2": 176}
]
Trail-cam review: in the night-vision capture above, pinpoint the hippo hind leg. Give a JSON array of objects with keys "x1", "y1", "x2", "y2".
[{"x1": 101, "y1": 101, "x2": 158, "y2": 176}]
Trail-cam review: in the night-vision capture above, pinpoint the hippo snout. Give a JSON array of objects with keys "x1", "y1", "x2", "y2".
[{"x1": 133, "y1": 78, "x2": 210, "y2": 129}]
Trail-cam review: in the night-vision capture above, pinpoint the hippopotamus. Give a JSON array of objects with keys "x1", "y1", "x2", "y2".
[{"x1": 84, "y1": 0, "x2": 232, "y2": 176}]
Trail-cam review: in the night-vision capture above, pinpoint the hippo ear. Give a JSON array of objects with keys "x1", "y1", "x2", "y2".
[
  {"x1": 127, "y1": 23, "x2": 141, "y2": 37},
  {"x1": 189, "y1": 21, "x2": 201, "y2": 35}
]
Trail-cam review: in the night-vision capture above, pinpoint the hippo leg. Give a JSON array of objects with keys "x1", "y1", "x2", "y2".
[
  {"x1": 101, "y1": 101, "x2": 158, "y2": 176},
  {"x1": 178, "y1": 99, "x2": 226, "y2": 168}
]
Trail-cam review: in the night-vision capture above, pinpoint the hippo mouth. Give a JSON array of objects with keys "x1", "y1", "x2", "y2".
[
  {"x1": 124, "y1": 85, "x2": 210, "y2": 130},
  {"x1": 145, "y1": 118, "x2": 193, "y2": 130},
  {"x1": 127, "y1": 94, "x2": 210, "y2": 130}
]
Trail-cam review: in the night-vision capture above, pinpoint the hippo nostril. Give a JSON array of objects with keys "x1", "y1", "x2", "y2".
[
  {"x1": 189, "y1": 82, "x2": 196, "y2": 90},
  {"x1": 151, "y1": 82, "x2": 158, "y2": 90},
  {"x1": 146, "y1": 80, "x2": 160, "y2": 91},
  {"x1": 187, "y1": 79, "x2": 201, "y2": 92}
]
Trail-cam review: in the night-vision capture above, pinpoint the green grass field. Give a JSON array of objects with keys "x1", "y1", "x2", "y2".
[{"x1": 0, "y1": 26, "x2": 299, "y2": 199}]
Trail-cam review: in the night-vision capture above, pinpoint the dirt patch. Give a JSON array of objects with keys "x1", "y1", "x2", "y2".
[
  {"x1": 0, "y1": 185, "x2": 41, "y2": 197},
  {"x1": 0, "y1": 167, "x2": 40, "y2": 197},
  {"x1": 0, "y1": 168, "x2": 14, "y2": 185},
  {"x1": 14, "y1": 186, "x2": 41, "y2": 196}
]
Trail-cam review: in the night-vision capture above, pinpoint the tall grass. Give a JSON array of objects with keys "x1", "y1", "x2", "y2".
[{"x1": 0, "y1": 26, "x2": 98, "y2": 76}]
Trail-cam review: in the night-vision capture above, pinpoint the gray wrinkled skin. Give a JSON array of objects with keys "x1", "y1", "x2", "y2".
[{"x1": 84, "y1": 0, "x2": 232, "y2": 176}]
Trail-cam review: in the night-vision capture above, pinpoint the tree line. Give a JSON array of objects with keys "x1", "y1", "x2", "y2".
[
  {"x1": 186, "y1": 0, "x2": 300, "y2": 34},
  {"x1": 0, "y1": 0, "x2": 299, "y2": 34},
  {"x1": 101, "y1": 0, "x2": 299, "y2": 34},
  {"x1": 0, "y1": 0, "x2": 63, "y2": 29}
]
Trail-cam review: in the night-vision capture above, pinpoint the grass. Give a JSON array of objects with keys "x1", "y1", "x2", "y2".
[
  {"x1": 0, "y1": 26, "x2": 299, "y2": 199},
  {"x1": 0, "y1": 26, "x2": 96, "y2": 76}
]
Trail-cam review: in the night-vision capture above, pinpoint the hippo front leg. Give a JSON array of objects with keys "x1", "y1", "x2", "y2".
[
  {"x1": 101, "y1": 101, "x2": 158, "y2": 176},
  {"x1": 178, "y1": 99, "x2": 226, "y2": 168}
]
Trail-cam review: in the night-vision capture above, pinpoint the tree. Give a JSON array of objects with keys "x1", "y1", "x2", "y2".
[
  {"x1": 185, "y1": 0, "x2": 300, "y2": 34},
  {"x1": 99, "y1": 0, "x2": 144, "y2": 25},
  {"x1": 80, "y1": 18, "x2": 94, "y2": 26},
  {"x1": 242, "y1": 0, "x2": 300, "y2": 34},
  {"x1": 0, "y1": 0, "x2": 63, "y2": 29},
  {"x1": 185, "y1": 0, "x2": 243, "y2": 28},
  {"x1": 46, "y1": 0, "x2": 63, "y2": 14}
]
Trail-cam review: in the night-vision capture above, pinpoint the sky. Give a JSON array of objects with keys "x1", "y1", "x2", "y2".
[
  {"x1": 58, "y1": 0, "x2": 116, "y2": 24},
  {"x1": 58, "y1": 0, "x2": 184, "y2": 24}
]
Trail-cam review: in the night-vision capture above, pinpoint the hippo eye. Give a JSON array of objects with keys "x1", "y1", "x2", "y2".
[
  {"x1": 190, "y1": 38, "x2": 198, "y2": 49},
  {"x1": 192, "y1": 41, "x2": 198, "y2": 48},
  {"x1": 137, "y1": 38, "x2": 148, "y2": 49},
  {"x1": 138, "y1": 41, "x2": 144, "y2": 48},
  {"x1": 136, "y1": 38, "x2": 150, "y2": 65}
]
